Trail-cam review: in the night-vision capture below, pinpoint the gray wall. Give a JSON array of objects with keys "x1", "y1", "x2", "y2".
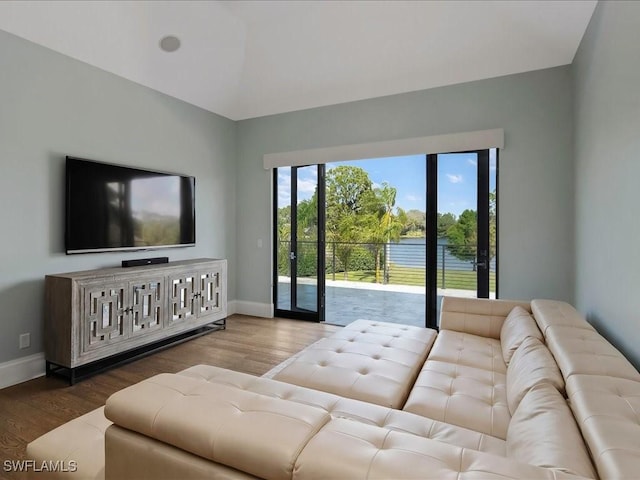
[
  {"x1": 573, "y1": 1, "x2": 640, "y2": 367},
  {"x1": 236, "y1": 66, "x2": 575, "y2": 310},
  {"x1": 0, "y1": 30, "x2": 237, "y2": 364}
]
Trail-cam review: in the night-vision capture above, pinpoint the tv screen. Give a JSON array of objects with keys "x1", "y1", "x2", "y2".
[{"x1": 65, "y1": 157, "x2": 195, "y2": 254}]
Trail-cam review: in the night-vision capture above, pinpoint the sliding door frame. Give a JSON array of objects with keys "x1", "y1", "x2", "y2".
[
  {"x1": 426, "y1": 149, "x2": 494, "y2": 329},
  {"x1": 426, "y1": 154, "x2": 438, "y2": 329},
  {"x1": 273, "y1": 165, "x2": 325, "y2": 322}
]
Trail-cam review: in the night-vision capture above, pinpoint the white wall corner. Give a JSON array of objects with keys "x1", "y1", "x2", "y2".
[
  {"x1": 230, "y1": 300, "x2": 274, "y2": 318},
  {"x1": 0, "y1": 352, "x2": 45, "y2": 389}
]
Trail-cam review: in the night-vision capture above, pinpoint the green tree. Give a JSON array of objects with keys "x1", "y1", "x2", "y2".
[
  {"x1": 326, "y1": 166, "x2": 375, "y2": 279},
  {"x1": 296, "y1": 195, "x2": 318, "y2": 238},
  {"x1": 437, "y1": 212, "x2": 456, "y2": 238},
  {"x1": 403, "y1": 209, "x2": 426, "y2": 236},
  {"x1": 446, "y1": 209, "x2": 478, "y2": 267},
  {"x1": 276, "y1": 205, "x2": 291, "y2": 275},
  {"x1": 363, "y1": 182, "x2": 407, "y2": 283}
]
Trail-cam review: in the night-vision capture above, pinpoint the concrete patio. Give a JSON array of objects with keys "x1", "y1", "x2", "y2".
[{"x1": 277, "y1": 277, "x2": 494, "y2": 327}]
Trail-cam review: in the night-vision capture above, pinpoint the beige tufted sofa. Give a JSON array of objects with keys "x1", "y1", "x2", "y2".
[{"x1": 27, "y1": 298, "x2": 640, "y2": 479}]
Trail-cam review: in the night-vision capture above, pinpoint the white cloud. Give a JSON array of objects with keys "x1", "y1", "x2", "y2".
[
  {"x1": 405, "y1": 194, "x2": 422, "y2": 202},
  {"x1": 467, "y1": 159, "x2": 477, "y2": 167},
  {"x1": 297, "y1": 178, "x2": 317, "y2": 195},
  {"x1": 277, "y1": 170, "x2": 291, "y2": 206},
  {"x1": 278, "y1": 168, "x2": 317, "y2": 203},
  {"x1": 446, "y1": 174, "x2": 463, "y2": 184}
]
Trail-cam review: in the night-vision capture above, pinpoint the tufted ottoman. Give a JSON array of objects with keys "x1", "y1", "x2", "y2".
[{"x1": 270, "y1": 320, "x2": 437, "y2": 408}]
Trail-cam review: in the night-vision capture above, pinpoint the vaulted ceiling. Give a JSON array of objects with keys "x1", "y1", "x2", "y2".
[{"x1": 0, "y1": 1, "x2": 597, "y2": 120}]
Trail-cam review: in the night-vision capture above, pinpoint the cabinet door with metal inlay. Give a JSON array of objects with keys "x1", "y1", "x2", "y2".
[
  {"x1": 197, "y1": 268, "x2": 224, "y2": 317},
  {"x1": 167, "y1": 273, "x2": 197, "y2": 326},
  {"x1": 129, "y1": 277, "x2": 165, "y2": 336},
  {"x1": 81, "y1": 282, "x2": 128, "y2": 353}
]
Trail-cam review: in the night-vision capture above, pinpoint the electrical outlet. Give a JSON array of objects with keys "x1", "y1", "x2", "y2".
[{"x1": 19, "y1": 333, "x2": 30, "y2": 349}]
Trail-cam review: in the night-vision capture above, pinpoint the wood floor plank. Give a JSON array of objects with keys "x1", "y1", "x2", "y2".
[{"x1": 0, "y1": 315, "x2": 339, "y2": 479}]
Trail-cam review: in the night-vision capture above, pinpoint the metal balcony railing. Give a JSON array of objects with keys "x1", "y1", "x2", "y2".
[{"x1": 278, "y1": 240, "x2": 496, "y2": 292}]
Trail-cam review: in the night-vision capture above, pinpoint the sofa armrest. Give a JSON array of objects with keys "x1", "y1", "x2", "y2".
[{"x1": 440, "y1": 297, "x2": 531, "y2": 339}]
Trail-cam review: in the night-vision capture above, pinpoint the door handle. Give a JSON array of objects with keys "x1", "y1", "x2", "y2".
[
  {"x1": 289, "y1": 252, "x2": 296, "y2": 260},
  {"x1": 474, "y1": 259, "x2": 488, "y2": 269}
]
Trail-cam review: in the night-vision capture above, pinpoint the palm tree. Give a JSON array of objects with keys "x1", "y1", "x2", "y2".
[{"x1": 367, "y1": 183, "x2": 406, "y2": 283}]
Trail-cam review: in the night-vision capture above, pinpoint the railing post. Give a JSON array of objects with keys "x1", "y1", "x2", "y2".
[
  {"x1": 441, "y1": 244, "x2": 445, "y2": 289},
  {"x1": 383, "y1": 242, "x2": 388, "y2": 285},
  {"x1": 332, "y1": 242, "x2": 336, "y2": 281}
]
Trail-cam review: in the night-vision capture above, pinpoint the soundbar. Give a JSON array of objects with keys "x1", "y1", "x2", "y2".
[{"x1": 122, "y1": 257, "x2": 169, "y2": 268}]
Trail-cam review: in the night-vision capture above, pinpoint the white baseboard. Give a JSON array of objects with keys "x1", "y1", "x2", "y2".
[
  {"x1": 0, "y1": 352, "x2": 45, "y2": 389},
  {"x1": 229, "y1": 300, "x2": 273, "y2": 318}
]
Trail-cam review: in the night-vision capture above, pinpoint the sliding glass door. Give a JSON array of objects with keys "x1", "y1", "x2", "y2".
[
  {"x1": 273, "y1": 149, "x2": 497, "y2": 328},
  {"x1": 274, "y1": 165, "x2": 325, "y2": 321},
  {"x1": 427, "y1": 150, "x2": 496, "y2": 328}
]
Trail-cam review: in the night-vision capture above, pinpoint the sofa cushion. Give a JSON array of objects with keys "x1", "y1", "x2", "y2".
[
  {"x1": 182, "y1": 364, "x2": 507, "y2": 456},
  {"x1": 500, "y1": 306, "x2": 543, "y2": 364},
  {"x1": 403, "y1": 360, "x2": 510, "y2": 439},
  {"x1": 506, "y1": 336, "x2": 565, "y2": 415},
  {"x1": 296, "y1": 417, "x2": 578, "y2": 480},
  {"x1": 567, "y1": 374, "x2": 640, "y2": 480},
  {"x1": 271, "y1": 320, "x2": 437, "y2": 408},
  {"x1": 507, "y1": 383, "x2": 597, "y2": 479},
  {"x1": 428, "y1": 330, "x2": 507, "y2": 373},
  {"x1": 545, "y1": 325, "x2": 640, "y2": 382},
  {"x1": 531, "y1": 299, "x2": 595, "y2": 335},
  {"x1": 105, "y1": 373, "x2": 331, "y2": 480},
  {"x1": 26, "y1": 406, "x2": 110, "y2": 480},
  {"x1": 439, "y1": 297, "x2": 531, "y2": 339}
]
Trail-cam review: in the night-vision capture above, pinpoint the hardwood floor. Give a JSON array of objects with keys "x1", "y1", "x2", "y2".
[{"x1": 0, "y1": 315, "x2": 340, "y2": 480}]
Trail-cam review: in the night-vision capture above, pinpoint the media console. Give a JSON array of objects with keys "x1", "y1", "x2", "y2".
[{"x1": 44, "y1": 258, "x2": 227, "y2": 384}]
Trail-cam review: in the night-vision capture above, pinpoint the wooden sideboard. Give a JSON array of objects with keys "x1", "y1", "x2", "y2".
[{"x1": 45, "y1": 258, "x2": 227, "y2": 383}]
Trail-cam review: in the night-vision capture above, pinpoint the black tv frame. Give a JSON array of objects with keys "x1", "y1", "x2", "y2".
[{"x1": 65, "y1": 156, "x2": 196, "y2": 255}]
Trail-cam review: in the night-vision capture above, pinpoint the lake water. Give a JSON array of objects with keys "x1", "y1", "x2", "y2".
[{"x1": 388, "y1": 237, "x2": 495, "y2": 272}]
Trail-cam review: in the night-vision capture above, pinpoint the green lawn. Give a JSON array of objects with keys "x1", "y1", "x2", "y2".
[{"x1": 327, "y1": 264, "x2": 496, "y2": 291}]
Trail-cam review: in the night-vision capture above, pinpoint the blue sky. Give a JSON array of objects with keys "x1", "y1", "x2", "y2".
[{"x1": 278, "y1": 150, "x2": 496, "y2": 217}]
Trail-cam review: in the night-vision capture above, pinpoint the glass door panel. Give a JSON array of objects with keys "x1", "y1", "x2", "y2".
[
  {"x1": 274, "y1": 165, "x2": 324, "y2": 321},
  {"x1": 433, "y1": 150, "x2": 496, "y2": 325},
  {"x1": 294, "y1": 165, "x2": 319, "y2": 313}
]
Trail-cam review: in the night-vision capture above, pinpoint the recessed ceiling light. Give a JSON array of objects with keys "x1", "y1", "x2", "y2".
[{"x1": 160, "y1": 35, "x2": 181, "y2": 53}]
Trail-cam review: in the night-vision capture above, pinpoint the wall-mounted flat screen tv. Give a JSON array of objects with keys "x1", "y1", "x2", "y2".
[{"x1": 65, "y1": 156, "x2": 196, "y2": 254}]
